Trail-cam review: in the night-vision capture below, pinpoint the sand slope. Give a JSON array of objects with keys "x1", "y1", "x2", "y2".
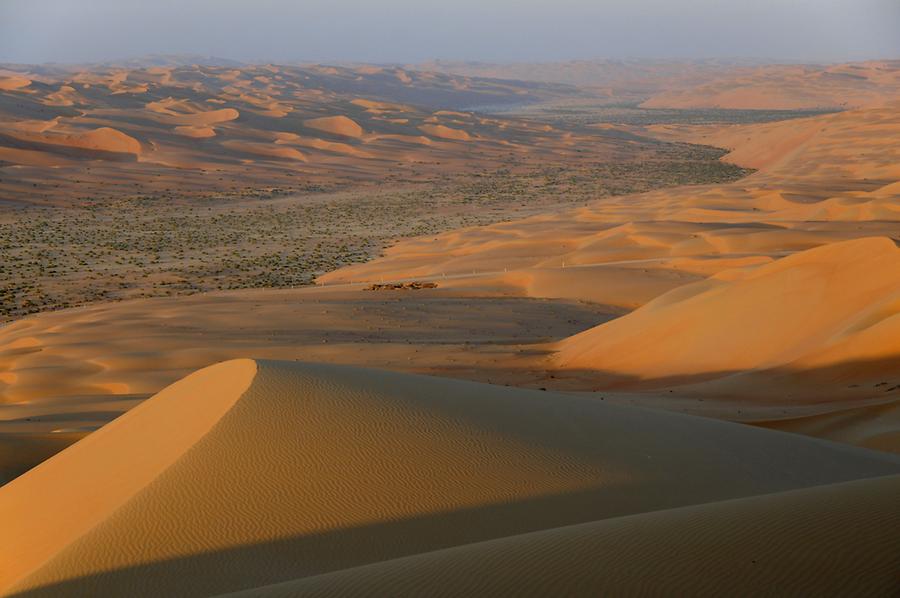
[
  {"x1": 2, "y1": 359, "x2": 897, "y2": 597},
  {"x1": 225, "y1": 474, "x2": 900, "y2": 597},
  {"x1": 555, "y1": 237, "x2": 900, "y2": 386},
  {"x1": 303, "y1": 116, "x2": 364, "y2": 138}
]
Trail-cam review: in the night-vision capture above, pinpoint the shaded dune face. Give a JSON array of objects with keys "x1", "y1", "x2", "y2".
[
  {"x1": 1, "y1": 360, "x2": 897, "y2": 597},
  {"x1": 226, "y1": 474, "x2": 900, "y2": 598}
]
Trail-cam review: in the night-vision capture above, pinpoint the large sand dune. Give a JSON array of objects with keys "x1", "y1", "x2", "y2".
[
  {"x1": 555, "y1": 237, "x2": 900, "y2": 386},
  {"x1": 2, "y1": 359, "x2": 897, "y2": 597}
]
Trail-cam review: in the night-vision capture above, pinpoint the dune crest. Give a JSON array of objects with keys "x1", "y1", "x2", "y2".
[{"x1": 0, "y1": 360, "x2": 258, "y2": 594}]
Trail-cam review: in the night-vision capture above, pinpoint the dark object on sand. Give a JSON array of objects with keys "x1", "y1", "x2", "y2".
[{"x1": 365, "y1": 281, "x2": 439, "y2": 291}]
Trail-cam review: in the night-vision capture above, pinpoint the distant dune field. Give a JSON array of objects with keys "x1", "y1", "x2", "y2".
[
  {"x1": 423, "y1": 59, "x2": 900, "y2": 110},
  {"x1": 0, "y1": 63, "x2": 624, "y2": 205}
]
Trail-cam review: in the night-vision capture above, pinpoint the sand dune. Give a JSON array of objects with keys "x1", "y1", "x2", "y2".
[
  {"x1": 63, "y1": 128, "x2": 143, "y2": 156},
  {"x1": 0, "y1": 76, "x2": 31, "y2": 91},
  {"x1": 275, "y1": 134, "x2": 372, "y2": 158},
  {"x1": 0, "y1": 127, "x2": 142, "y2": 158},
  {"x1": 303, "y1": 116, "x2": 364, "y2": 138},
  {"x1": 641, "y1": 61, "x2": 900, "y2": 110},
  {"x1": 40, "y1": 85, "x2": 81, "y2": 107},
  {"x1": 648, "y1": 103, "x2": 900, "y2": 184},
  {"x1": 228, "y1": 474, "x2": 900, "y2": 597},
  {"x1": 1, "y1": 359, "x2": 896, "y2": 596},
  {"x1": 220, "y1": 140, "x2": 307, "y2": 161},
  {"x1": 555, "y1": 237, "x2": 900, "y2": 386},
  {"x1": 174, "y1": 125, "x2": 217, "y2": 138},
  {"x1": 649, "y1": 116, "x2": 825, "y2": 171},
  {"x1": 418, "y1": 123, "x2": 471, "y2": 140},
  {"x1": 145, "y1": 100, "x2": 240, "y2": 126}
]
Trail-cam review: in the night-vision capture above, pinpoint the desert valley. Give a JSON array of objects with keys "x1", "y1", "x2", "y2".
[{"x1": 0, "y1": 11, "x2": 899, "y2": 596}]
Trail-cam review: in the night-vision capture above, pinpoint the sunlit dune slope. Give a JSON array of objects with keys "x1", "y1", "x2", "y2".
[
  {"x1": 303, "y1": 115, "x2": 364, "y2": 138},
  {"x1": 0, "y1": 76, "x2": 31, "y2": 91},
  {"x1": 225, "y1": 474, "x2": 900, "y2": 598},
  {"x1": 2, "y1": 359, "x2": 897, "y2": 597},
  {"x1": 555, "y1": 237, "x2": 900, "y2": 387},
  {"x1": 647, "y1": 103, "x2": 900, "y2": 185}
]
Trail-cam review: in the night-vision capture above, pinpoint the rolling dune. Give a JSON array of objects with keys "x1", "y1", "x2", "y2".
[
  {"x1": 554, "y1": 237, "x2": 900, "y2": 387},
  {"x1": 0, "y1": 76, "x2": 31, "y2": 91},
  {"x1": 220, "y1": 140, "x2": 308, "y2": 161},
  {"x1": 0, "y1": 127, "x2": 142, "y2": 158},
  {"x1": 303, "y1": 116, "x2": 364, "y2": 139},
  {"x1": 2, "y1": 360, "x2": 897, "y2": 597},
  {"x1": 418, "y1": 124, "x2": 471, "y2": 140}
]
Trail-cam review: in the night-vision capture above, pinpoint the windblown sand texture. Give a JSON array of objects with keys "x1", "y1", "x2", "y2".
[{"x1": 1, "y1": 360, "x2": 897, "y2": 596}]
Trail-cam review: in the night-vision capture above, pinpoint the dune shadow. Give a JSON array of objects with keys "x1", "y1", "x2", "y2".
[{"x1": 11, "y1": 484, "x2": 644, "y2": 598}]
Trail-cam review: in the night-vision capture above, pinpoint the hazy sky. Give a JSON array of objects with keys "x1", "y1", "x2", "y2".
[{"x1": 1, "y1": 0, "x2": 899, "y2": 65}]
